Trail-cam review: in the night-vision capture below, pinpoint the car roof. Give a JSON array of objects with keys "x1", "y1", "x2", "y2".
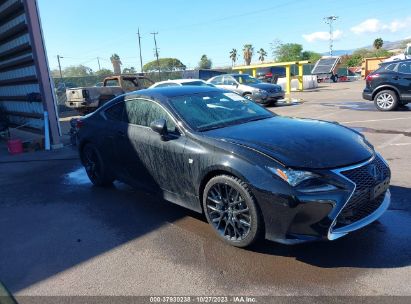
[
  {"x1": 125, "y1": 86, "x2": 225, "y2": 100},
  {"x1": 381, "y1": 58, "x2": 411, "y2": 65},
  {"x1": 154, "y1": 79, "x2": 206, "y2": 85}
]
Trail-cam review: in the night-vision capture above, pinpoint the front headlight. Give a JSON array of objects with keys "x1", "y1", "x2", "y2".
[
  {"x1": 268, "y1": 167, "x2": 317, "y2": 187},
  {"x1": 267, "y1": 167, "x2": 338, "y2": 192}
]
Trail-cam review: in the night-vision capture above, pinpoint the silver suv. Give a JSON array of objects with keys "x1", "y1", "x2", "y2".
[{"x1": 207, "y1": 74, "x2": 284, "y2": 105}]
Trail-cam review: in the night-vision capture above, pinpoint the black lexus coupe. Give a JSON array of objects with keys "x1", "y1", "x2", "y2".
[{"x1": 76, "y1": 86, "x2": 391, "y2": 247}]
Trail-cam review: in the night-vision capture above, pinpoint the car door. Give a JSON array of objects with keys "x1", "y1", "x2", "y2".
[
  {"x1": 220, "y1": 75, "x2": 242, "y2": 94},
  {"x1": 123, "y1": 97, "x2": 189, "y2": 198},
  {"x1": 396, "y1": 61, "x2": 411, "y2": 101}
]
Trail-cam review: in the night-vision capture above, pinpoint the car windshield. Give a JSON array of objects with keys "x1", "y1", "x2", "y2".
[
  {"x1": 169, "y1": 91, "x2": 273, "y2": 131},
  {"x1": 233, "y1": 75, "x2": 261, "y2": 84},
  {"x1": 181, "y1": 81, "x2": 209, "y2": 86}
]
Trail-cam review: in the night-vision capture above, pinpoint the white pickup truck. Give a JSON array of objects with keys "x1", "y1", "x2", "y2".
[{"x1": 65, "y1": 75, "x2": 154, "y2": 113}]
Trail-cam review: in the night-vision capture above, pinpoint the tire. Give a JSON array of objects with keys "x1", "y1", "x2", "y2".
[
  {"x1": 243, "y1": 93, "x2": 252, "y2": 100},
  {"x1": 80, "y1": 143, "x2": 114, "y2": 187},
  {"x1": 374, "y1": 90, "x2": 399, "y2": 111},
  {"x1": 203, "y1": 175, "x2": 263, "y2": 247}
]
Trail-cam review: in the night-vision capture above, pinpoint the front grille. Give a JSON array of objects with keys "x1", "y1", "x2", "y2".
[{"x1": 336, "y1": 156, "x2": 390, "y2": 227}]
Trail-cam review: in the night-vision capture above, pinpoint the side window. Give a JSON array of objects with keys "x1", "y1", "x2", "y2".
[
  {"x1": 155, "y1": 83, "x2": 178, "y2": 88},
  {"x1": 105, "y1": 102, "x2": 125, "y2": 122},
  {"x1": 210, "y1": 76, "x2": 223, "y2": 85},
  {"x1": 105, "y1": 79, "x2": 120, "y2": 87},
  {"x1": 384, "y1": 63, "x2": 397, "y2": 72},
  {"x1": 223, "y1": 76, "x2": 236, "y2": 85},
  {"x1": 398, "y1": 62, "x2": 411, "y2": 74},
  {"x1": 125, "y1": 99, "x2": 177, "y2": 133}
]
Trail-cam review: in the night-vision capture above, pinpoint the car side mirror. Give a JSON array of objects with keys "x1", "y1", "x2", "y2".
[{"x1": 150, "y1": 119, "x2": 168, "y2": 137}]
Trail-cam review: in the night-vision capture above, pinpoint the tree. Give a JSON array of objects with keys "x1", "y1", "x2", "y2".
[
  {"x1": 198, "y1": 55, "x2": 212, "y2": 69},
  {"x1": 143, "y1": 58, "x2": 186, "y2": 72},
  {"x1": 273, "y1": 43, "x2": 303, "y2": 62},
  {"x1": 123, "y1": 67, "x2": 137, "y2": 74},
  {"x1": 95, "y1": 68, "x2": 113, "y2": 76},
  {"x1": 257, "y1": 48, "x2": 267, "y2": 63},
  {"x1": 243, "y1": 44, "x2": 254, "y2": 65},
  {"x1": 229, "y1": 49, "x2": 238, "y2": 66},
  {"x1": 373, "y1": 38, "x2": 384, "y2": 50},
  {"x1": 62, "y1": 65, "x2": 93, "y2": 77},
  {"x1": 301, "y1": 51, "x2": 322, "y2": 62},
  {"x1": 110, "y1": 54, "x2": 122, "y2": 74},
  {"x1": 345, "y1": 54, "x2": 363, "y2": 67}
]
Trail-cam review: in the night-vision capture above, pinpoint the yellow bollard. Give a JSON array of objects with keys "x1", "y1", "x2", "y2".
[
  {"x1": 285, "y1": 65, "x2": 291, "y2": 95},
  {"x1": 298, "y1": 64, "x2": 304, "y2": 91},
  {"x1": 252, "y1": 69, "x2": 257, "y2": 77}
]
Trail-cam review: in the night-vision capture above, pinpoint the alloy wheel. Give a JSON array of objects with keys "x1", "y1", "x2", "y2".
[
  {"x1": 376, "y1": 93, "x2": 394, "y2": 109},
  {"x1": 206, "y1": 183, "x2": 251, "y2": 241}
]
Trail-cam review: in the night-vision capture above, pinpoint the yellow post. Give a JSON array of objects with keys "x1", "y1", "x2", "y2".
[
  {"x1": 252, "y1": 69, "x2": 257, "y2": 77},
  {"x1": 298, "y1": 64, "x2": 304, "y2": 91},
  {"x1": 238, "y1": 70, "x2": 243, "y2": 74},
  {"x1": 285, "y1": 65, "x2": 291, "y2": 95}
]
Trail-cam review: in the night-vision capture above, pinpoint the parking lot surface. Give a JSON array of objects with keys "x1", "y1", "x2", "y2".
[{"x1": 0, "y1": 81, "x2": 410, "y2": 297}]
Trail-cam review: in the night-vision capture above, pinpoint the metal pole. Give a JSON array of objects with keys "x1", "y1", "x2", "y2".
[
  {"x1": 138, "y1": 28, "x2": 143, "y2": 73},
  {"x1": 97, "y1": 57, "x2": 101, "y2": 71},
  {"x1": 324, "y1": 16, "x2": 338, "y2": 57},
  {"x1": 57, "y1": 55, "x2": 63, "y2": 81},
  {"x1": 151, "y1": 32, "x2": 161, "y2": 80}
]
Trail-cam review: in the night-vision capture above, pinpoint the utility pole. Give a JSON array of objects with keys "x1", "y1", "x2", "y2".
[
  {"x1": 151, "y1": 32, "x2": 161, "y2": 80},
  {"x1": 57, "y1": 55, "x2": 63, "y2": 82},
  {"x1": 137, "y1": 28, "x2": 143, "y2": 74},
  {"x1": 324, "y1": 16, "x2": 338, "y2": 57},
  {"x1": 97, "y1": 57, "x2": 101, "y2": 71}
]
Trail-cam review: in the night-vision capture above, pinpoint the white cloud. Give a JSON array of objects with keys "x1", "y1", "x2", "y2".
[
  {"x1": 303, "y1": 30, "x2": 343, "y2": 43},
  {"x1": 351, "y1": 17, "x2": 411, "y2": 34}
]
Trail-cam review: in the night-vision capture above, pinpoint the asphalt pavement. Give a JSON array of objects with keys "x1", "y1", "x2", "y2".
[{"x1": 0, "y1": 81, "x2": 410, "y2": 299}]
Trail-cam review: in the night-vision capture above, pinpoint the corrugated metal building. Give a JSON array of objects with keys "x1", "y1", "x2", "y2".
[{"x1": 0, "y1": 0, "x2": 61, "y2": 147}]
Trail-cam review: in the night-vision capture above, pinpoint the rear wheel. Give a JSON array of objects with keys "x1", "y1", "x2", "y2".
[
  {"x1": 203, "y1": 175, "x2": 263, "y2": 247},
  {"x1": 81, "y1": 143, "x2": 113, "y2": 187},
  {"x1": 374, "y1": 90, "x2": 398, "y2": 111}
]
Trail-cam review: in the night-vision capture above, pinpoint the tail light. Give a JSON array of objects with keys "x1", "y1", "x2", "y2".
[
  {"x1": 75, "y1": 118, "x2": 84, "y2": 129},
  {"x1": 366, "y1": 73, "x2": 379, "y2": 82}
]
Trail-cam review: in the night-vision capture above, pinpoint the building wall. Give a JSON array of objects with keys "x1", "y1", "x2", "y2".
[{"x1": 0, "y1": 0, "x2": 60, "y2": 146}]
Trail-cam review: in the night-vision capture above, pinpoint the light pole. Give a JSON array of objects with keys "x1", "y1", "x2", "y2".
[
  {"x1": 151, "y1": 32, "x2": 161, "y2": 80},
  {"x1": 138, "y1": 28, "x2": 143, "y2": 74},
  {"x1": 324, "y1": 16, "x2": 338, "y2": 57},
  {"x1": 57, "y1": 55, "x2": 63, "y2": 82}
]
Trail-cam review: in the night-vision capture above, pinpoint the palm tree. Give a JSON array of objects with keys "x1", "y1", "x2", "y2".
[
  {"x1": 257, "y1": 48, "x2": 267, "y2": 63},
  {"x1": 373, "y1": 38, "x2": 383, "y2": 50},
  {"x1": 229, "y1": 49, "x2": 238, "y2": 66},
  {"x1": 110, "y1": 54, "x2": 122, "y2": 74},
  {"x1": 243, "y1": 44, "x2": 254, "y2": 66}
]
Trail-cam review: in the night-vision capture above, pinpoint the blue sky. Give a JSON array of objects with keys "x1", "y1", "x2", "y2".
[{"x1": 38, "y1": 0, "x2": 411, "y2": 72}]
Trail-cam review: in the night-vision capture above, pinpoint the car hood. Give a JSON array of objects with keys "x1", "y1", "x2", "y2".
[
  {"x1": 203, "y1": 116, "x2": 374, "y2": 169},
  {"x1": 244, "y1": 82, "x2": 282, "y2": 91}
]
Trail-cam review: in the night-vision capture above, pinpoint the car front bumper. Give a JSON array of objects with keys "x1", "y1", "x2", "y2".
[
  {"x1": 251, "y1": 155, "x2": 391, "y2": 245},
  {"x1": 253, "y1": 92, "x2": 285, "y2": 104}
]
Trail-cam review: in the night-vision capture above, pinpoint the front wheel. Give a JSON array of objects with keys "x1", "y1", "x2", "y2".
[
  {"x1": 203, "y1": 175, "x2": 263, "y2": 247},
  {"x1": 374, "y1": 90, "x2": 398, "y2": 111},
  {"x1": 80, "y1": 143, "x2": 114, "y2": 187}
]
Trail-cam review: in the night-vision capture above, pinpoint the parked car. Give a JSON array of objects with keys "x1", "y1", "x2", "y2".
[
  {"x1": 66, "y1": 75, "x2": 154, "y2": 113},
  {"x1": 207, "y1": 74, "x2": 284, "y2": 106},
  {"x1": 76, "y1": 86, "x2": 391, "y2": 247},
  {"x1": 150, "y1": 79, "x2": 215, "y2": 88},
  {"x1": 363, "y1": 59, "x2": 411, "y2": 111}
]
